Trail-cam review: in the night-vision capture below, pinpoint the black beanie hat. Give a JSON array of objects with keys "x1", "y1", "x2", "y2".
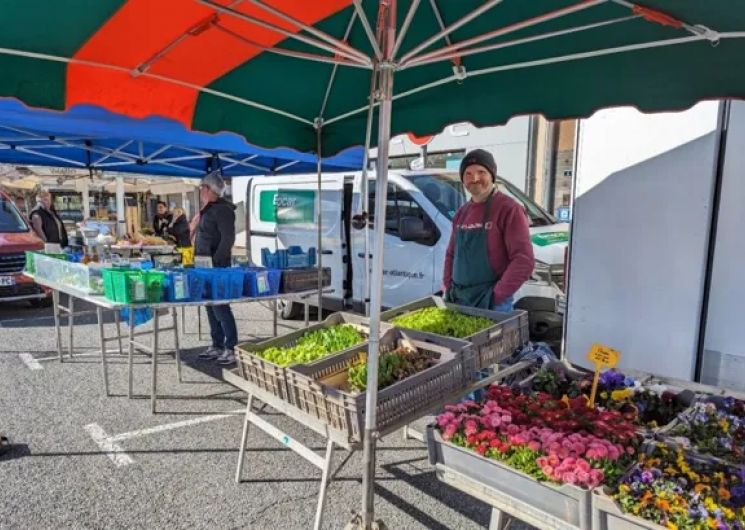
[{"x1": 459, "y1": 149, "x2": 497, "y2": 182}]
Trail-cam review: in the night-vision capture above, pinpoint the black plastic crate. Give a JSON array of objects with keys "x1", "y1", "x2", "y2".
[{"x1": 280, "y1": 267, "x2": 331, "y2": 293}]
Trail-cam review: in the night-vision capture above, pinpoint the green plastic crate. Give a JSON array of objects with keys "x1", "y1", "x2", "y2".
[
  {"x1": 144, "y1": 271, "x2": 165, "y2": 303},
  {"x1": 102, "y1": 269, "x2": 165, "y2": 304}
]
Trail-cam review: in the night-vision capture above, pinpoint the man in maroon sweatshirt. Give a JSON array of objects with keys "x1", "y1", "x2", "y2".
[{"x1": 443, "y1": 149, "x2": 535, "y2": 311}]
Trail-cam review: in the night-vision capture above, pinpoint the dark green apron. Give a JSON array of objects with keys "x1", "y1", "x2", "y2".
[{"x1": 445, "y1": 191, "x2": 499, "y2": 309}]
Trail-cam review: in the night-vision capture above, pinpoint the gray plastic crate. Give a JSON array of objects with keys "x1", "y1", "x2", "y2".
[
  {"x1": 380, "y1": 296, "x2": 529, "y2": 372},
  {"x1": 592, "y1": 490, "x2": 664, "y2": 530},
  {"x1": 287, "y1": 328, "x2": 472, "y2": 444},
  {"x1": 427, "y1": 425, "x2": 591, "y2": 530},
  {"x1": 235, "y1": 312, "x2": 384, "y2": 403}
]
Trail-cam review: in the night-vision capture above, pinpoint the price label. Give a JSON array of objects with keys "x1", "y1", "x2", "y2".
[
  {"x1": 586, "y1": 343, "x2": 621, "y2": 408},
  {"x1": 587, "y1": 343, "x2": 619, "y2": 368}
]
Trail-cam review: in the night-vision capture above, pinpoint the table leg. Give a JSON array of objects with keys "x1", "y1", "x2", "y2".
[
  {"x1": 68, "y1": 296, "x2": 74, "y2": 359},
  {"x1": 96, "y1": 306, "x2": 110, "y2": 396},
  {"x1": 172, "y1": 307, "x2": 182, "y2": 383},
  {"x1": 273, "y1": 299, "x2": 278, "y2": 337},
  {"x1": 305, "y1": 300, "x2": 310, "y2": 328},
  {"x1": 151, "y1": 309, "x2": 159, "y2": 413},
  {"x1": 313, "y1": 439, "x2": 336, "y2": 530},
  {"x1": 489, "y1": 507, "x2": 512, "y2": 530},
  {"x1": 52, "y1": 289, "x2": 62, "y2": 362},
  {"x1": 235, "y1": 394, "x2": 254, "y2": 483},
  {"x1": 114, "y1": 309, "x2": 123, "y2": 355},
  {"x1": 127, "y1": 309, "x2": 135, "y2": 399}
]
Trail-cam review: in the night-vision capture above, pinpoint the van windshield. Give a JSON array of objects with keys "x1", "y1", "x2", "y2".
[
  {"x1": 0, "y1": 196, "x2": 29, "y2": 233},
  {"x1": 405, "y1": 172, "x2": 556, "y2": 226}
]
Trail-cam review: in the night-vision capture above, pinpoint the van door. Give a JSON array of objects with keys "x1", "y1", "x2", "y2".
[
  {"x1": 351, "y1": 177, "x2": 437, "y2": 309},
  {"x1": 247, "y1": 174, "x2": 346, "y2": 304}
]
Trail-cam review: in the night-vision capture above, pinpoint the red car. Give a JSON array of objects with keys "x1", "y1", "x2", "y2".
[{"x1": 0, "y1": 191, "x2": 50, "y2": 306}]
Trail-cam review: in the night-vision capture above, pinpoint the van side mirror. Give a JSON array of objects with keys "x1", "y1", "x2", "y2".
[{"x1": 399, "y1": 216, "x2": 434, "y2": 243}]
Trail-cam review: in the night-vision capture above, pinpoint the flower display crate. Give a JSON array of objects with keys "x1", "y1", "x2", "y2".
[
  {"x1": 380, "y1": 296, "x2": 529, "y2": 372},
  {"x1": 591, "y1": 490, "x2": 665, "y2": 530},
  {"x1": 427, "y1": 425, "x2": 592, "y2": 530}
]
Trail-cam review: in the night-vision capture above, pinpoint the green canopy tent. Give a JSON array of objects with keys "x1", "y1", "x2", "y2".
[{"x1": 2, "y1": 1, "x2": 745, "y2": 528}]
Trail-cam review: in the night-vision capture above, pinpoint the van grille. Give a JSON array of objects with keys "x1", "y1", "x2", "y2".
[
  {"x1": 0, "y1": 283, "x2": 42, "y2": 298},
  {"x1": 0, "y1": 252, "x2": 26, "y2": 273}
]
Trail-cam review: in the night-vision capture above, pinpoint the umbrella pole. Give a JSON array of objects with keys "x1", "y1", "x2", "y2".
[
  {"x1": 316, "y1": 122, "x2": 324, "y2": 322},
  {"x1": 360, "y1": 2, "x2": 396, "y2": 529},
  {"x1": 360, "y1": 59, "x2": 379, "y2": 317}
]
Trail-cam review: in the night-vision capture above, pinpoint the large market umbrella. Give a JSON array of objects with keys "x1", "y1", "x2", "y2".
[{"x1": 2, "y1": 2, "x2": 745, "y2": 528}]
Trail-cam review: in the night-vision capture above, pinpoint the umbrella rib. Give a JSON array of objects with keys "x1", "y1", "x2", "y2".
[
  {"x1": 398, "y1": 0, "x2": 504, "y2": 64},
  {"x1": 247, "y1": 0, "x2": 370, "y2": 63},
  {"x1": 352, "y1": 0, "x2": 383, "y2": 60},
  {"x1": 392, "y1": 0, "x2": 421, "y2": 60},
  {"x1": 320, "y1": 10, "x2": 359, "y2": 121},
  {"x1": 213, "y1": 22, "x2": 369, "y2": 69},
  {"x1": 198, "y1": 0, "x2": 370, "y2": 65},
  {"x1": 403, "y1": 15, "x2": 639, "y2": 69},
  {"x1": 400, "y1": 0, "x2": 605, "y2": 67},
  {"x1": 0, "y1": 46, "x2": 315, "y2": 126},
  {"x1": 326, "y1": 32, "x2": 745, "y2": 127}
]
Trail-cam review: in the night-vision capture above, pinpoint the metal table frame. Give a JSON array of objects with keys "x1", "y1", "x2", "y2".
[
  {"x1": 29, "y1": 274, "x2": 327, "y2": 413},
  {"x1": 222, "y1": 361, "x2": 532, "y2": 530}
]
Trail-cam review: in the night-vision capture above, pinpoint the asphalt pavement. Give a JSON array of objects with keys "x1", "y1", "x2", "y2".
[{"x1": 0, "y1": 297, "x2": 513, "y2": 530}]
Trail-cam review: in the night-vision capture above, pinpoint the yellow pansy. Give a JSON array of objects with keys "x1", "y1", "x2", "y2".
[{"x1": 611, "y1": 388, "x2": 633, "y2": 401}]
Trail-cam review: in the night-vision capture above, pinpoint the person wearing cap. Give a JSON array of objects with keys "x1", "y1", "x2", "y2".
[
  {"x1": 195, "y1": 172, "x2": 238, "y2": 365},
  {"x1": 443, "y1": 149, "x2": 534, "y2": 311}
]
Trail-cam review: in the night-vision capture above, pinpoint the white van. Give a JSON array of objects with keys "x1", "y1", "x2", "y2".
[{"x1": 235, "y1": 171, "x2": 568, "y2": 347}]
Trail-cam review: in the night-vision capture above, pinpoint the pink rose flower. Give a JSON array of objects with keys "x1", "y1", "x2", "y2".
[
  {"x1": 528, "y1": 441, "x2": 541, "y2": 452},
  {"x1": 561, "y1": 472, "x2": 577, "y2": 485},
  {"x1": 464, "y1": 420, "x2": 479, "y2": 436}
]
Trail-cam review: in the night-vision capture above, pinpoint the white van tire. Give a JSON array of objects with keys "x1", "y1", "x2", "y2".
[{"x1": 279, "y1": 300, "x2": 302, "y2": 320}]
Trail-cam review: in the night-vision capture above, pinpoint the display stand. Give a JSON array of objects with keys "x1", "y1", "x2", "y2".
[{"x1": 222, "y1": 361, "x2": 533, "y2": 530}]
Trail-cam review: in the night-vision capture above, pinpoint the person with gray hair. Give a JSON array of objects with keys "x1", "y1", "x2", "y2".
[
  {"x1": 195, "y1": 171, "x2": 238, "y2": 365},
  {"x1": 29, "y1": 190, "x2": 68, "y2": 248}
]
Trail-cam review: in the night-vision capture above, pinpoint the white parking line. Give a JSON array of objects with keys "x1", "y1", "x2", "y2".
[
  {"x1": 109, "y1": 409, "x2": 243, "y2": 443},
  {"x1": 18, "y1": 353, "x2": 43, "y2": 371},
  {"x1": 86, "y1": 409, "x2": 243, "y2": 467},
  {"x1": 84, "y1": 423, "x2": 134, "y2": 468}
]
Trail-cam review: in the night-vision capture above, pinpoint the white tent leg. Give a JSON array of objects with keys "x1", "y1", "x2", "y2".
[
  {"x1": 316, "y1": 122, "x2": 324, "y2": 322},
  {"x1": 115, "y1": 175, "x2": 125, "y2": 238}
]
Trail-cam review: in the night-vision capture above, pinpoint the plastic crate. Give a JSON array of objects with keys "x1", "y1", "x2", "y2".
[
  {"x1": 261, "y1": 246, "x2": 317, "y2": 269},
  {"x1": 185, "y1": 269, "x2": 206, "y2": 301},
  {"x1": 33, "y1": 253, "x2": 69, "y2": 284},
  {"x1": 195, "y1": 268, "x2": 245, "y2": 300},
  {"x1": 24, "y1": 251, "x2": 68, "y2": 274},
  {"x1": 287, "y1": 327, "x2": 473, "y2": 444},
  {"x1": 381, "y1": 296, "x2": 530, "y2": 372},
  {"x1": 234, "y1": 312, "x2": 378, "y2": 403},
  {"x1": 280, "y1": 267, "x2": 331, "y2": 293},
  {"x1": 102, "y1": 269, "x2": 147, "y2": 303},
  {"x1": 242, "y1": 266, "x2": 281, "y2": 297},
  {"x1": 162, "y1": 271, "x2": 190, "y2": 302}
]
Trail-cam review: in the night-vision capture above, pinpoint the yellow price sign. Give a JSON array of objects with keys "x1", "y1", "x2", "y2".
[{"x1": 586, "y1": 343, "x2": 621, "y2": 408}]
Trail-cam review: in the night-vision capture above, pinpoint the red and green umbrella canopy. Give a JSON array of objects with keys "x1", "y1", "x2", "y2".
[{"x1": 1, "y1": 0, "x2": 744, "y2": 155}]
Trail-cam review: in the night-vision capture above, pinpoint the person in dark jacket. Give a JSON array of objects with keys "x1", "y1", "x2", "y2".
[
  {"x1": 29, "y1": 190, "x2": 68, "y2": 248},
  {"x1": 152, "y1": 201, "x2": 172, "y2": 238},
  {"x1": 195, "y1": 172, "x2": 238, "y2": 365},
  {"x1": 166, "y1": 207, "x2": 191, "y2": 248}
]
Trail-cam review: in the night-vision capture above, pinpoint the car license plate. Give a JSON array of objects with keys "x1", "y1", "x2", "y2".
[{"x1": 0, "y1": 275, "x2": 16, "y2": 287}]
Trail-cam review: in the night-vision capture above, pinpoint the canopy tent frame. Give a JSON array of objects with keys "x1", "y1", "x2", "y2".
[{"x1": 2, "y1": 1, "x2": 745, "y2": 529}]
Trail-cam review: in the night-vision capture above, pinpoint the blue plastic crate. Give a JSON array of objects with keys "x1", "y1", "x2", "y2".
[
  {"x1": 162, "y1": 271, "x2": 191, "y2": 302},
  {"x1": 196, "y1": 268, "x2": 245, "y2": 300},
  {"x1": 242, "y1": 266, "x2": 281, "y2": 297},
  {"x1": 185, "y1": 269, "x2": 206, "y2": 301},
  {"x1": 261, "y1": 246, "x2": 316, "y2": 269}
]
